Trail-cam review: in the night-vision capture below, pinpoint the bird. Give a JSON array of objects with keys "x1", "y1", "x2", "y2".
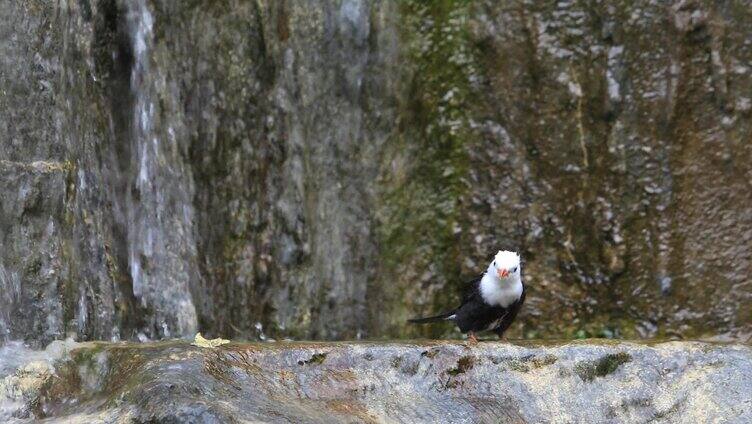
[{"x1": 408, "y1": 250, "x2": 526, "y2": 344}]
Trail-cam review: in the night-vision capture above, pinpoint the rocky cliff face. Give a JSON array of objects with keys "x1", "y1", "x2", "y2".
[
  {"x1": 1, "y1": 340, "x2": 751, "y2": 423},
  {"x1": 1, "y1": 0, "x2": 751, "y2": 346}
]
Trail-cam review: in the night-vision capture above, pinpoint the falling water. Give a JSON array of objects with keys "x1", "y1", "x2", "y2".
[
  {"x1": 127, "y1": 0, "x2": 154, "y2": 306},
  {"x1": 0, "y1": 264, "x2": 13, "y2": 341},
  {"x1": 124, "y1": 0, "x2": 198, "y2": 338},
  {"x1": 0, "y1": 338, "x2": 81, "y2": 420}
]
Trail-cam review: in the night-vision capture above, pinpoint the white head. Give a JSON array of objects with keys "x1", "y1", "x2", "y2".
[
  {"x1": 480, "y1": 250, "x2": 523, "y2": 307},
  {"x1": 488, "y1": 250, "x2": 521, "y2": 281}
]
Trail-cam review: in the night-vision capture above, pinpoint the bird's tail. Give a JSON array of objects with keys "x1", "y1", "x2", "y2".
[{"x1": 407, "y1": 311, "x2": 455, "y2": 324}]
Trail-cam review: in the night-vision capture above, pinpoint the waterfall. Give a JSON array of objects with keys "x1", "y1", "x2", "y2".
[
  {"x1": 125, "y1": 0, "x2": 197, "y2": 338},
  {"x1": 128, "y1": 0, "x2": 153, "y2": 303}
]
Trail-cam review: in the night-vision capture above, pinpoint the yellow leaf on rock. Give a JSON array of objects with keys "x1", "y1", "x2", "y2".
[{"x1": 191, "y1": 332, "x2": 230, "y2": 348}]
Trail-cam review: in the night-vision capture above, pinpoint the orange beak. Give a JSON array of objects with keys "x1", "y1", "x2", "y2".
[{"x1": 497, "y1": 268, "x2": 509, "y2": 278}]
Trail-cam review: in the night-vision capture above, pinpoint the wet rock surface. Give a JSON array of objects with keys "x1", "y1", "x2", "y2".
[
  {"x1": 1, "y1": 340, "x2": 751, "y2": 423},
  {"x1": 1, "y1": 0, "x2": 751, "y2": 345}
]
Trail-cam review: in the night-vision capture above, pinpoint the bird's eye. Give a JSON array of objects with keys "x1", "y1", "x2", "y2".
[
  {"x1": 511, "y1": 267, "x2": 517, "y2": 273},
  {"x1": 493, "y1": 261, "x2": 496, "y2": 267}
]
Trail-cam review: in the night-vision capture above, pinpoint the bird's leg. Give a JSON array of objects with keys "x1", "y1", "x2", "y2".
[{"x1": 467, "y1": 332, "x2": 478, "y2": 346}]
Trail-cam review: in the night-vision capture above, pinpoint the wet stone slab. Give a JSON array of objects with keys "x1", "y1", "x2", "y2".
[{"x1": 1, "y1": 339, "x2": 750, "y2": 423}]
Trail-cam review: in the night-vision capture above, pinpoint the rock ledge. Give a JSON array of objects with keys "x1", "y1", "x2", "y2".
[{"x1": 1, "y1": 340, "x2": 750, "y2": 423}]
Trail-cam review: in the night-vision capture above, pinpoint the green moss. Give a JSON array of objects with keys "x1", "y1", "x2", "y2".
[
  {"x1": 297, "y1": 352, "x2": 327, "y2": 366},
  {"x1": 507, "y1": 361, "x2": 530, "y2": 373},
  {"x1": 391, "y1": 356, "x2": 403, "y2": 368},
  {"x1": 447, "y1": 355, "x2": 475, "y2": 376},
  {"x1": 71, "y1": 344, "x2": 107, "y2": 365},
  {"x1": 421, "y1": 348, "x2": 440, "y2": 359},
  {"x1": 378, "y1": 0, "x2": 482, "y2": 338},
  {"x1": 25, "y1": 258, "x2": 42, "y2": 275},
  {"x1": 575, "y1": 352, "x2": 632, "y2": 382},
  {"x1": 595, "y1": 352, "x2": 631, "y2": 376},
  {"x1": 505, "y1": 354, "x2": 557, "y2": 373},
  {"x1": 530, "y1": 354, "x2": 558, "y2": 368}
]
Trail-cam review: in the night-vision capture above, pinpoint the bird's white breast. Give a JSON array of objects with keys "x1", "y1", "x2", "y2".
[{"x1": 479, "y1": 273, "x2": 523, "y2": 307}]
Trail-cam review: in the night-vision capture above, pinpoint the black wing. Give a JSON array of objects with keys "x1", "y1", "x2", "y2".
[
  {"x1": 407, "y1": 275, "x2": 483, "y2": 325},
  {"x1": 461, "y1": 274, "x2": 484, "y2": 304}
]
